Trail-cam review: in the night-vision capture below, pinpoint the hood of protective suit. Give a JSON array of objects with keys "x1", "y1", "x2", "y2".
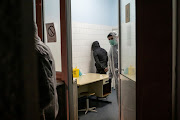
[
  {"x1": 108, "y1": 31, "x2": 118, "y2": 40},
  {"x1": 92, "y1": 41, "x2": 100, "y2": 51}
]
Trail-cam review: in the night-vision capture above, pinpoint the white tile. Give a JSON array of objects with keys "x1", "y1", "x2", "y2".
[{"x1": 72, "y1": 22, "x2": 114, "y2": 74}]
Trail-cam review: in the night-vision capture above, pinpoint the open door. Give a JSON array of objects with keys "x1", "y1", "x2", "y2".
[
  {"x1": 60, "y1": 0, "x2": 75, "y2": 119},
  {"x1": 119, "y1": 0, "x2": 136, "y2": 120},
  {"x1": 35, "y1": 0, "x2": 74, "y2": 119}
]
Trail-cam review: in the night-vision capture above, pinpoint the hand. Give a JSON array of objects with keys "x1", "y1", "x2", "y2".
[{"x1": 104, "y1": 67, "x2": 108, "y2": 72}]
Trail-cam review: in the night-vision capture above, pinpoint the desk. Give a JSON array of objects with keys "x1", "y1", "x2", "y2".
[
  {"x1": 75, "y1": 73, "x2": 111, "y2": 98},
  {"x1": 56, "y1": 81, "x2": 67, "y2": 120}
]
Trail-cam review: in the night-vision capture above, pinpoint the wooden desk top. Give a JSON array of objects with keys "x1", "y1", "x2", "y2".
[{"x1": 75, "y1": 73, "x2": 109, "y2": 86}]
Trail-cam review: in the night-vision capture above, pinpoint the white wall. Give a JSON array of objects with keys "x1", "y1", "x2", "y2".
[
  {"x1": 71, "y1": 0, "x2": 116, "y2": 26},
  {"x1": 72, "y1": 22, "x2": 112, "y2": 74},
  {"x1": 121, "y1": 23, "x2": 136, "y2": 71},
  {"x1": 120, "y1": 0, "x2": 136, "y2": 75},
  {"x1": 43, "y1": 0, "x2": 62, "y2": 72}
]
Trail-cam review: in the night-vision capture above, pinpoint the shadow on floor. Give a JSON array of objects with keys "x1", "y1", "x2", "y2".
[{"x1": 78, "y1": 89, "x2": 119, "y2": 120}]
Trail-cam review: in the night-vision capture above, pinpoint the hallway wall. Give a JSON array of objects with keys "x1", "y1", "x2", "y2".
[{"x1": 0, "y1": 0, "x2": 39, "y2": 119}]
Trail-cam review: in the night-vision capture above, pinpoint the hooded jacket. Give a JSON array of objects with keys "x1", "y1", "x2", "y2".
[
  {"x1": 34, "y1": 23, "x2": 58, "y2": 119},
  {"x1": 92, "y1": 41, "x2": 108, "y2": 72}
]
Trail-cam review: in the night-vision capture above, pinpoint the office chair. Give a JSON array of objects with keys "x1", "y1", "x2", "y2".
[{"x1": 78, "y1": 92, "x2": 97, "y2": 114}]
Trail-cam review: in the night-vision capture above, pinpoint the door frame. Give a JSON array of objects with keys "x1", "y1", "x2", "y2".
[
  {"x1": 172, "y1": 0, "x2": 177, "y2": 119},
  {"x1": 68, "y1": 0, "x2": 122, "y2": 119},
  {"x1": 61, "y1": 0, "x2": 74, "y2": 119},
  {"x1": 35, "y1": 0, "x2": 73, "y2": 119},
  {"x1": 176, "y1": 0, "x2": 180, "y2": 119},
  {"x1": 118, "y1": 0, "x2": 122, "y2": 119},
  {"x1": 23, "y1": 1, "x2": 40, "y2": 119}
]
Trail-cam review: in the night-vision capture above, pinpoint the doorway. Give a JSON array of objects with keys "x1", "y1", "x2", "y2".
[
  {"x1": 71, "y1": 0, "x2": 135, "y2": 119},
  {"x1": 33, "y1": 0, "x2": 137, "y2": 119},
  {"x1": 2, "y1": 0, "x2": 176, "y2": 120}
]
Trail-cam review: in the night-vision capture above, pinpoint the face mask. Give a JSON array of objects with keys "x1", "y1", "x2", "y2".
[{"x1": 109, "y1": 39, "x2": 117, "y2": 46}]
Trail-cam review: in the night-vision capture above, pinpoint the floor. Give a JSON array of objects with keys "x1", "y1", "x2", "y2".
[{"x1": 78, "y1": 89, "x2": 119, "y2": 120}]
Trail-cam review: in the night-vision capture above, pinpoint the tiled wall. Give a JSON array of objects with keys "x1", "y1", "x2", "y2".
[{"x1": 72, "y1": 22, "x2": 113, "y2": 74}]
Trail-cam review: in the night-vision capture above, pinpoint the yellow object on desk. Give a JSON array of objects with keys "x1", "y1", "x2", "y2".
[
  {"x1": 128, "y1": 65, "x2": 135, "y2": 75},
  {"x1": 73, "y1": 67, "x2": 79, "y2": 77}
]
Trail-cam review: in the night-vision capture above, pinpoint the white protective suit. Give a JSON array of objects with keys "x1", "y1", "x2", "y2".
[
  {"x1": 108, "y1": 31, "x2": 119, "y2": 97},
  {"x1": 34, "y1": 23, "x2": 59, "y2": 119}
]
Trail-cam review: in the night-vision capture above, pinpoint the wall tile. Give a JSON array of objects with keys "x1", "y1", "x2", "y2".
[{"x1": 72, "y1": 22, "x2": 113, "y2": 74}]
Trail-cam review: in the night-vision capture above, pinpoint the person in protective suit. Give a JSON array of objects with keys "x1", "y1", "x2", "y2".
[
  {"x1": 34, "y1": 22, "x2": 59, "y2": 120},
  {"x1": 92, "y1": 41, "x2": 108, "y2": 74},
  {"x1": 107, "y1": 31, "x2": 119, "y2": 98}
]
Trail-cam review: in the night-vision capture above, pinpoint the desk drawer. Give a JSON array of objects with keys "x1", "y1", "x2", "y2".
[{"x1": 103, "y1": 78, "x2": 109, "y2": 85}]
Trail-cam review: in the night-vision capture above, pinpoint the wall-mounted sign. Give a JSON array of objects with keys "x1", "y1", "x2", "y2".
[
  {"x1": 46, "y1": 23, "x2": 57, "y2": 42},
  {"x1": 126, "y1": 3, "x2": 130, "y2": 23}
]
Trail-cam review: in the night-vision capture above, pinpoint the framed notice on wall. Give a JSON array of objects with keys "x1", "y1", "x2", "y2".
[
  {"x1": 126, "y1": 3, "x2": 130, "y2": 23},
  {"x1": 46, "y1": 23, "x2": 57, "y2": 42}
]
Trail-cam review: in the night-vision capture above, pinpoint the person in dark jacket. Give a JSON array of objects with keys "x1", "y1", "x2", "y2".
[
  {"x1": 34, "y1": 22, "x2": 58, "y2": 120},
  {"x1": 92, "y1": 41, "x2": 108, "y2": 74}
]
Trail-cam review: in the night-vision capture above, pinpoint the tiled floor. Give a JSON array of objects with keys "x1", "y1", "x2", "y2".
[{"x1": 78, "y1": 89, "x2": 119, "y2": 120}]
